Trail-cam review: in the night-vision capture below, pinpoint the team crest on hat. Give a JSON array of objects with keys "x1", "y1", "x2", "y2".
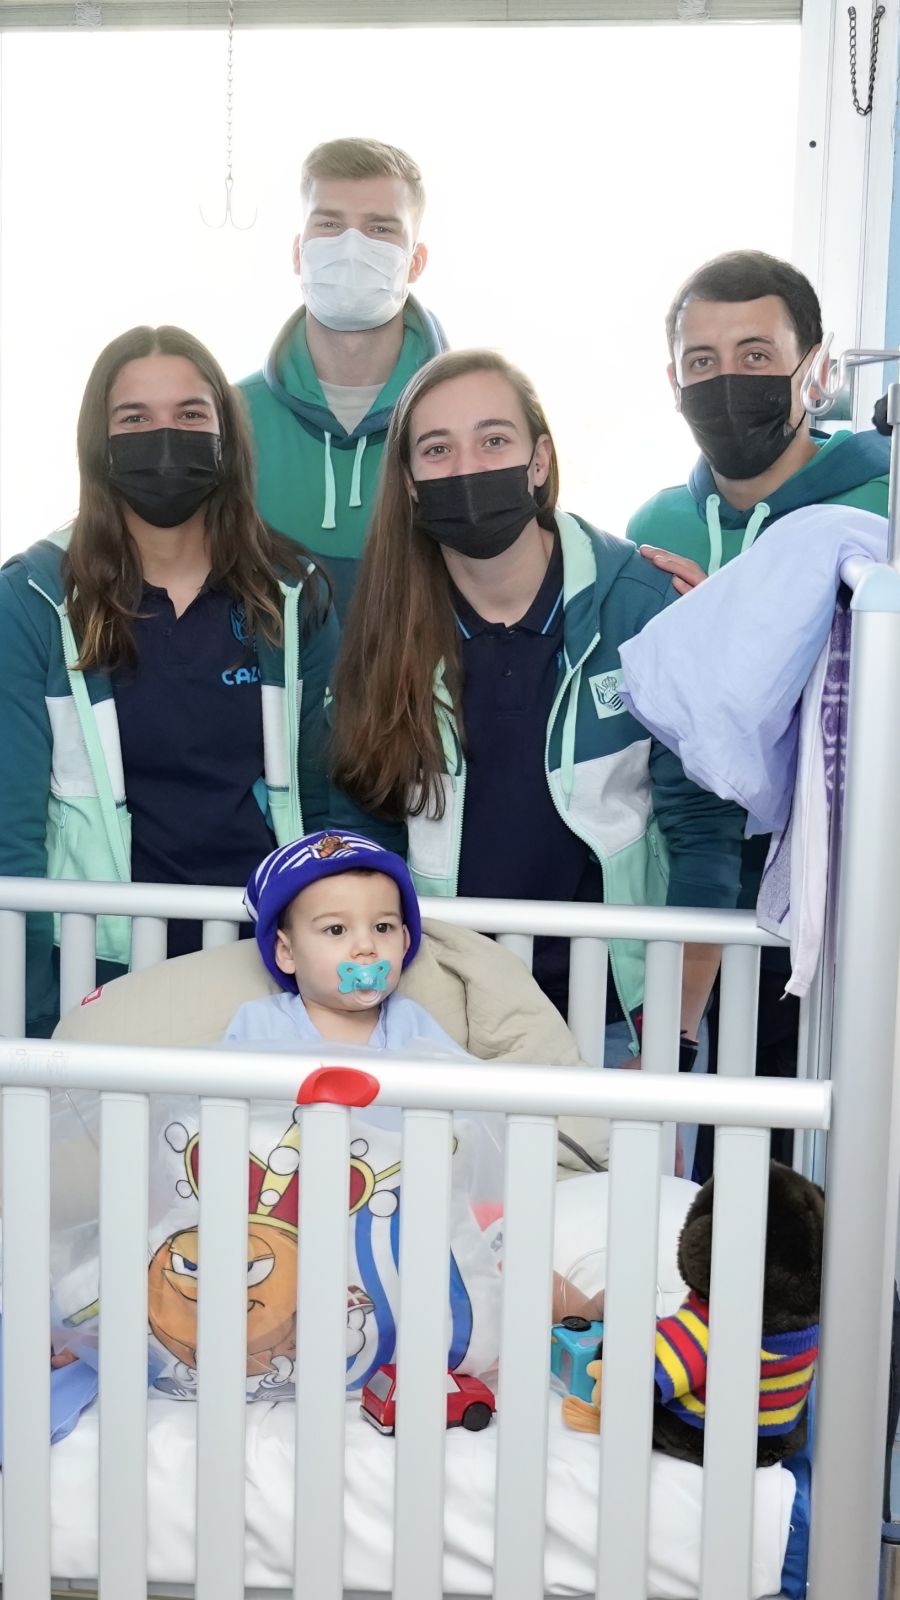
[{"x1": 310, "y1": 833, "x2": 356, "y2": 861}]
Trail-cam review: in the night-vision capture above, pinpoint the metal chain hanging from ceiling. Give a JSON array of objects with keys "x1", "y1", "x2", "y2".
[
  {"x1": 200, "y1": 0, "x2": 257, "y2": 230},
  {"x1": 848, "y1": 3, "x2": 885, "y2": 117}
]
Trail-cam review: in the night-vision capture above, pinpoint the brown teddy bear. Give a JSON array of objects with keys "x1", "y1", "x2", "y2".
[{"x1": 562, "y1": 1160, "x2": 824, "y2": 1468}]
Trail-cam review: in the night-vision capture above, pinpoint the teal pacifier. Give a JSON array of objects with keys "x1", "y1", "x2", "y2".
[{"x1": 337, "y1": 960, "x2": 391, "y2": 994}]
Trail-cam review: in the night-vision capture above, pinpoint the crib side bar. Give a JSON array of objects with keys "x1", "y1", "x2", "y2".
[
  {"x1": 797, "y1": 949, "x2": 833, "y2": 1186},
  {"x1": 496, "y1": 932, "x2": 534, "y2": 972},
  {"x1": 494, "y1": 1114, "x2": 557, "y2": 1600},
  {"x1": 294, "y1": 1103, "x2": 350, "y2": 1600},
  {"x1": 809, "y1": 580, "x2": 900, "y2": 1600},
  {"x1": 2, "y1": 1086, "x2": 52, "y2": 1600},
  {"x1": 794, "y1": 987, "x2": 812, "y2": 1174},
  {"x1": 59, "y1": 911, "x2": 97, "y2": 1016},
  {"x1": 195, "y1": 1096, "x2": 250, "y2": 1600},
  {"x1": 596, "y1": 1118, "x2": 662, "y2": 1599},
  {"x1": 0, "y1": 874, "x2": 786, "y2": 948},
  {"x1": 641, "y1": 942, "x2": 682, "y2": 1174},
  {"x1": 202, "y1": 919, "x2": 242, "y2": 950},
  {"x1": 99, "y1": 1091, "x2": 150, "y2": 1600},
  {"x1": 0, "y1": 908, "x2": 26, "y2": 1036},
  {"x1": 699, "y1": 1126, "x2": 770, "y2": 1600},
  {"x1": 567, "y1": 937, "x2": 609, "y2": 1067},
  {"x1": 716, "y1": 945, "x2": 760, "y2": 1079},
  {"x1": 0, "y1": 1037, "x2": 833, "y2": 1129},
  {"x1": 393, "y1": 1109, "x2": 454, "y2": 1600},
  {"x1": 423, "y1": 899, "x2": 785, "y2": 946},
  {"x1": 129, "y1": 916, "x2": 168, "y2": 972}
]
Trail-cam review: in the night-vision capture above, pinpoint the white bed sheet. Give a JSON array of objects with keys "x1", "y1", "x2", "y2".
[{"x1": 27, "y1": 1390, "x2": 795, "y2": 1598}]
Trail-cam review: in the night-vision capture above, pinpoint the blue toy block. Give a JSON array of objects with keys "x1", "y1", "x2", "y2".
[{"x1": 550, "y1": 1318, "x2": 604, "y2": 1403}]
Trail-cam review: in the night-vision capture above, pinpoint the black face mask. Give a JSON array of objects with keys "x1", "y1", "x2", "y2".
[
  {"x1": 413, "y1": 465, "x2": 538, "y2": 560},
  {"x1": 107, "y1": 428, "x2": 223, "y2": 528},
  {"x1": 678, "y1": 355, "x2": 809, "y2": 481}
]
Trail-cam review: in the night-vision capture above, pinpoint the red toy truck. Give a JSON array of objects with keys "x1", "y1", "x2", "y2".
[{"x1": 360, "y1": 1364, "x2": 495, "y2": 1435}]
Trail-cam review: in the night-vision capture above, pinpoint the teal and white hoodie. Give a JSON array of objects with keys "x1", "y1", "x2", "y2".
[
  {"x1": 400, "y1": 512, "x2": 745, "y2": 1027},
  {"x1": 0, "y1": 532, "x2": 338, "y2": 1037}
]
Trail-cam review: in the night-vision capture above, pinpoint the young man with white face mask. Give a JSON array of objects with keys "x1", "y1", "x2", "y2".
[{"x1": 239, "y1": 138, "x2": 446, "y2": 617}]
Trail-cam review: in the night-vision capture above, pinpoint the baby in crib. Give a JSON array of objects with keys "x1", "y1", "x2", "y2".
[
  {"x1": 225, "y1": 828, "x2": 600, "y2": 1324},
  {"x1": 224, "y1": 829, "x2": 464, "y2": 1051}
]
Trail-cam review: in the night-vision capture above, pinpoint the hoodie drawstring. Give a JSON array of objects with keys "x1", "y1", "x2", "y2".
[
  {"x1": 706, "y1": 495, "x2": 724, "y2": 574},
  {"x1": 322, "y1": 433, "x2": 337, "y2": 531},
  {"x1": 742, "y1": 501, "x2": 770, "y2": 551},
  {"x1": 350, "y1": 436, "x2": 366, "y2": 509},
  {"x1": 322, "y1": 432, "x2": 367, "y2": 528},
  {"x1": 706, "y1": 493, "x2": 771, "y2": 572}
]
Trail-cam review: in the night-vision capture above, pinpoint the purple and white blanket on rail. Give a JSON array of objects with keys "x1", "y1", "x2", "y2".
[
  {"x1": 756, "y1": 595, "x2": 851, "y2": 997},
  {"x1": 618, "y1": 504, "x2": 887, "y2": 998}
]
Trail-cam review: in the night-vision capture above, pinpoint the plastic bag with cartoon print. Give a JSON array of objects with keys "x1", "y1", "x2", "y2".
[{"x1": 46, "y1": 1067, "x2": 505, "y2": 1403}]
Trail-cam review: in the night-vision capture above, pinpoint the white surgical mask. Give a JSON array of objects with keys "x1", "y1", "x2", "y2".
[{"x1": 300, "y1": 228, "x2": 411, "y2": 332}]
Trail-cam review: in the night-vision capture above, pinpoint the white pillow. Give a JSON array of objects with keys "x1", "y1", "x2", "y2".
[{"x1": 553, "y1": 1173, "x2": 699, "y2": 1316}]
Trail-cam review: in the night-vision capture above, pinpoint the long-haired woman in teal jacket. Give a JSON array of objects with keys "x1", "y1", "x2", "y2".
[
  {"x1": 331, "y1": 348, "x2": 745, "y2": 1105},
  {"x1": 0, "y1": 324, "x2": 337, "y2": 1036}
]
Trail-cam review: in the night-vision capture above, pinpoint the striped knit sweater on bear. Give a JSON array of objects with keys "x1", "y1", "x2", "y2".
[{"x1": 654, "y1": 1290, "x2": 818, "y2": 1436}]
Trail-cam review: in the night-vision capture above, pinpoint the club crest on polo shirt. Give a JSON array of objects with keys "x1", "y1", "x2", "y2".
[
  {"x1": 588, "y1": 668, "x2": 625, "y2": 719},
  {"x1": 230, "y1": 602, "x2": 251, "y2": 646}
]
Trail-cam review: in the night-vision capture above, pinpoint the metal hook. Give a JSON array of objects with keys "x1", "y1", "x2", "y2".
[
  {"x1": 200, "y1": 0, "x2": 257, "y2": 232},
  {"x1": 200, "y1": 174, "x2": 257, "y2": 232},
  {"x1": 801, "y1": 332, "x2": 900, "y2": 418}
]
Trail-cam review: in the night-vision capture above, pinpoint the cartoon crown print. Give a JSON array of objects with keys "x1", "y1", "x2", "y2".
[{"x1": 167, "y1": 1111, "x2": 401, "y2": 1235}]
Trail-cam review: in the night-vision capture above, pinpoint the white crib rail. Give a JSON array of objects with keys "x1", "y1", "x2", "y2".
[
  {"x1": 0, "y1": 878, "x2": 800, "y2": 1112},
  {"x1": 808, "y1": 564, "x2": 900, "y2": 1600},
  {"x1": 0, "y1": 1041, "x2": 830, "y2": 1600},
  {"x1": 294, "y1": 1101, "x2": 353, "y2": 1600},
  {"x1": 493, "y1": 1111, "x2": 557, "y2": 1598},
  {"x1": 99, "y1": 1090, "x2": 149, "y2": 1600}
]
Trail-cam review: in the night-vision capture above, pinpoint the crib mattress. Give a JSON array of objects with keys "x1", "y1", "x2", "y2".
[{"x1": 13, "y1": 1390, "x2": 795, "y2": 1597}]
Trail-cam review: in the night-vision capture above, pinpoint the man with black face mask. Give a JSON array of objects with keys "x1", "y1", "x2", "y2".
[
  {"x1": 627, "y1": 249, "x2": 899, "y2": 1524},
  {"x1": 628, "y1": 252, "x2": 890, "y2": 1126},
  {"x1": 628, "y1": 250, "x2": 889, "y2": 590},
  {"x1": 628, "y1": 252, "x2": 890, "y2": 1169}
]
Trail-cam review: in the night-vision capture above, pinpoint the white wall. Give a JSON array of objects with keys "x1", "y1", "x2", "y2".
[{"x1": 0, "y1": 22, "x2": 801, "y2": 556}]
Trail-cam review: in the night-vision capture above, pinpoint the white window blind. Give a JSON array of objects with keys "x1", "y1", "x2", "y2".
[{"x1": 0, "y1": 1, "x2": 802, "y2": 28}]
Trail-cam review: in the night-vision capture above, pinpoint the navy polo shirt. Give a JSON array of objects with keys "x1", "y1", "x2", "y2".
[
  {"x1": 113, "y1": 582, "x2": 275, "y2": 957},
  {"x1": 453, "y1": 537, "x2": 617, "y2": 1020}
]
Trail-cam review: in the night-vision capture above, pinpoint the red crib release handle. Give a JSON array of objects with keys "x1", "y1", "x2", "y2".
[{"x1": 296, "y1": 1066, "x2": 381, "y2": 1107}]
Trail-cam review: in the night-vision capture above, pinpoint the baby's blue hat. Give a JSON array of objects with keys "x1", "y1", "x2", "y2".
[{"x1": 244, "y1": 830, "x2": 422, "y2": 994}]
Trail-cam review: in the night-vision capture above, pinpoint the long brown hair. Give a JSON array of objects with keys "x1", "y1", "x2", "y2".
[
  {"x1": 64, "y1": 324, "x2": 329, "y2": 670},
  {"x1": 331, "y1": 349, "x2": 560, "y2": 822}
]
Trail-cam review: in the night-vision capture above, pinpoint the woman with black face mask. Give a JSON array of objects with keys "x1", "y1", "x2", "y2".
[
  {"x1": 330, "y1": 349, "x2": 745, "y2": 1110},
  {"x1": 0, "y1": 324, "x2": 337, "y2": 1038}
]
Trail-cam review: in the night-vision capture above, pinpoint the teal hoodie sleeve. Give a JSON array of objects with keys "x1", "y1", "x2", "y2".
[
  {"x1": 0, "y1": 566, "x2": 59, "y2": 1036},
  {"x1": 650, "y1": 736, "x2": 745, "y2": 909},
  {"x1": 627, "y1": 574, "x2": 744, "y2": 909},
  {"x1": 297, "y1": 601, "x2": 341, "y2": 833}
]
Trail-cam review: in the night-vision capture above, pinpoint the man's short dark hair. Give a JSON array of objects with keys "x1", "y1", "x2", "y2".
[{"x1": 665, "y1": 250, "x2": 823, "y2": 361}]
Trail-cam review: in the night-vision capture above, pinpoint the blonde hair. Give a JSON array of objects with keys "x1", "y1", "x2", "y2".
[{"x1": 301, "y1": 137, "x2": 425, "y2": 227}]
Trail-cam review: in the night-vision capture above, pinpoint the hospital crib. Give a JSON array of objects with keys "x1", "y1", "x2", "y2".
[{"x1": 1, "y1": 552, "x2": 899, "y2": 1600}]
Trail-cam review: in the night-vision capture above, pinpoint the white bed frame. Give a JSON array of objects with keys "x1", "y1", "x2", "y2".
[{"x1": 0, "y1": 558, "x2": 899, "y2": 1600}]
